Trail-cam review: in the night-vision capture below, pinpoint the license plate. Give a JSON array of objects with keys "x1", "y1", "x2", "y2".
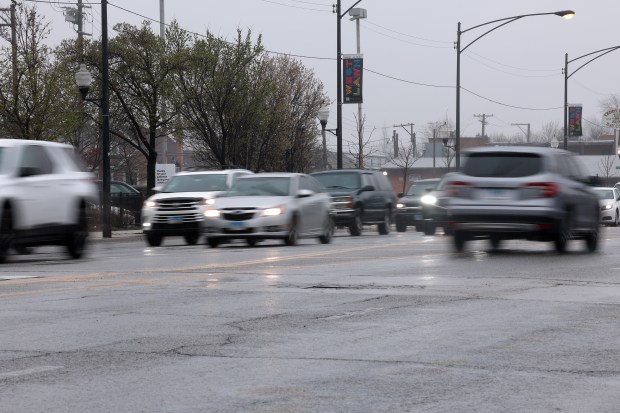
[
  {"x1": 168, "y1": 216, "x2": 183, "y2": 224},
  {"x1": 485, "y1": 188, "x2": 512, "y2": 200},
  {"x1": 414, "y1": 214, "x2": 422, "y2": 220},
  {"x1": 230, "y1": 221, "x2": 245, "y2": 229}
]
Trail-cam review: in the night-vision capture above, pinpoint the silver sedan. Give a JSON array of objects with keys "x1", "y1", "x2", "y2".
[{"x1": 203, "y1": 173, "x2": 334, "y2": 247}]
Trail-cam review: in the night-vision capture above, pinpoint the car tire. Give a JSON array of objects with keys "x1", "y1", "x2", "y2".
[
  {"x1": 284, "y1": 217, "x2": 298, "y2": 246},
  {"x1": 349, "y1": 207, "x2": 363, "y2": 236},
  {"x1": 614, "y1": 210, "x2": 619, "y2": 227},
  {"x1": 453, "y1": 231, "x2": 466, "y2": 252},
  {"x1": 145, "y1": 232, "x2": 163, "y2": 247},
  {"x1": 0, "y1": 207, "x2": 14, "y2": 263},
  {"x1": 585, "y1": 209, "x2": 600, "y2": 252},
  {"x1": 184, "y1": 234, "x2": 199, "y2": 245},
  {"x1": 207, "y1": 238, "x2": 220, "y2": 248},
  {"x1": 319, "y1": 215, "x2": 334, "y2": 244},
  {"x1": 554, "y1": 218, "x2": 569, "y2": 254},
  {"x1": 395, "y1": 218, "x2": 407, "y2": 232},
  {"x1": 378, "y1": 208, "x2": 391, "y2": 235},
  {"x1": 15, "y1": 245, "x2": 33, "y2": 255},
  {"x1": 66, "y1": 207, "x2": 89, "y2": 259},
  {"x1": 489, "y1": 236, "x2": 502, "y2": 251},
  {"x1": 246, "y1": 238, "x2": 258, "y2": 247},
  {"x1": 423, "y1": 222, "x2": 436, "y2": 236}
]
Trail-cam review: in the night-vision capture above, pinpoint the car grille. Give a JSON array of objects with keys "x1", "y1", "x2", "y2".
[
  {"x1": 152, "y1": 213, "x2": 203, "y2": 223},
  {"x1": 156, "y1": 198, "x2": 202, "y2": 211},
  {"x1": 222, "y1": 208, "x2": 256, "y2": 221}
]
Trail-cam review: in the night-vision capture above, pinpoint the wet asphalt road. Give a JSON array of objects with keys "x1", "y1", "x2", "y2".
[{"x1": 1, "y1": 226, "x2": 620, "y2": 412}]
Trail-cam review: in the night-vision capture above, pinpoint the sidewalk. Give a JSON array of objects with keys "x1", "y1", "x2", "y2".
[{"x1": 89, "y1": 229, "x2": 143, "y2": 241}]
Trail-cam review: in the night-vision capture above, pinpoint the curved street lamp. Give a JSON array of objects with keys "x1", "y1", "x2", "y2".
[
  {"x1": 563, "y1": 45, "x2": 620, "y2": 150},
  {"x1": 318, "y1": 105, "x2": 331, "y2": 170},
  {"x1": 455, "y1": 10, "x2": 575, "y2": 168}
]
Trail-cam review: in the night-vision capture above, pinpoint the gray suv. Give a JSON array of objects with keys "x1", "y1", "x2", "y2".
[
  {"x1": 446, "y1": 146, "x2": 600, "y2": 253},
  {"x1": 311, "y1": 169, "x2": 397, "y2": 236}
]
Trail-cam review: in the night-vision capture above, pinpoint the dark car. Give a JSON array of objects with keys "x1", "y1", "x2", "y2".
[
  {"x1": 419, "y1": 173, "x2": 455, "y2": 236},
  {"x1": 311, "y1": 169, "x2": 397, "y2": 236},
  {"x1": 394, "y1": 178, "x2": 440, "y2": 232},
  {"x1": 446, "y1": 146, "x2": 600, "y2": 253}
]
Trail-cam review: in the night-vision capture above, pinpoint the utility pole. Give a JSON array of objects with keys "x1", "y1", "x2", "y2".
[
  {"x1": 474, "y1": 113, "x2": 493, "y2": 137},
  {"x1": 512, "y1": 123, "x2": 531, "y2": 143},
  {"x1": 392, "y1": 130, "x2": 398, "y2": 158},
  {"x1": 394, "y1": 123, "x2": 416, "y2": 154}
]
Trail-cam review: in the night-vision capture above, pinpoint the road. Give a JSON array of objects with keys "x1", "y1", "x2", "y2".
[{"x1": 1, "y1": 227, "x2": 620, "y2": 412}]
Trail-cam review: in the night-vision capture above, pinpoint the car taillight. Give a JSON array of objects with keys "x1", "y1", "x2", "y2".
[
  {"x1": 524, "y1": 182, "x2": 557, "y2": 198},
  {"x1": 446, "y1": 181, "x2": 472, "y2": 197}
]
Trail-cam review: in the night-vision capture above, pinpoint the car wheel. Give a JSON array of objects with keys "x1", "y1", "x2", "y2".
[
  {"x1": 378, "y1": 208, "x2": 391, "y2": 235},
  {"x1": 246, "y1": 238, "x2": 258, "y2": 247},
  {"x1": 453, "y1": 231, "x2": 466, "y2": 252},
  {"x1": 489, "y1": 236, "x2": 502, "y2": 251},
  {"x1": 0, "y1": 207, "x2": 14, "y2": 263},
  {"x1": 585, "y1": 209, "x2": 600, "y2": 252},
  {"x1": 14, "y1": 245, "x2": 32, "y2": 255},
  {"x1": 66, "y1": 207, "x2": 89, "y2": 259},
  {"x1": 423, "y1": 222, "x2": 436, "y2": 236},
  {"x1": 184, "y1": 233, "x2": 199, "y2": 245},
  {"x1": 284, "y1": 217, "x2": 298, "y2": 246},
  {"x1": 395, "y1": 218, "x2": 407, "y2": 232},
  {"x1": 319, "y1": 215, "x2": 334, "y2": 244},
  {"x1": 614, "y1": 210, "x2": 619, "y2": 227},
  {"x1": 145, "y1": 232, "x2": 163, "y2": 247},
  {"x1": 207, "y1": 238, "x2": 220, "y2": 248},
  {"x1": 554, "y1": 218, "x2": 570, "y2": 254},
  {"x1": 349, "y1": 207, "x2": 363, "y2": 236}
]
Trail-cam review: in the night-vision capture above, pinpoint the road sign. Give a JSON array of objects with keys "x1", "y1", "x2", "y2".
[{"x1": 603, "y1": 109, "x2": 620, "y2": 129}]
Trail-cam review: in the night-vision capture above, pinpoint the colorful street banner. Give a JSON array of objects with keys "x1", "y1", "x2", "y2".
[
  {"x1": 343, "y1": 54, "x2": 363, "y2": 104},
  {"x1": 568, "y1": 105, "x2": 583, "y2": 137}
]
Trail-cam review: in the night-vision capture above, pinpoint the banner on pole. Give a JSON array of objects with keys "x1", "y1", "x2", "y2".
[
  {"x1": 568, "y1": 105, "x2": 583, "y2": 137},
  {"x1": 343, "y1": 54, "x2": 363, "y2": 104}
]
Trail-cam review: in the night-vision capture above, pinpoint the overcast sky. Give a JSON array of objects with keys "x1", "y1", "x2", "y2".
[{"x1": 32, "y1": 0, "x2": 620, "y2": 150}]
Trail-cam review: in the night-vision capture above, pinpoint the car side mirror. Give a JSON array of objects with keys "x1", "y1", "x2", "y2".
[
  {"x1": 359, "y1": 185, "x2": 375, "y2": 193},
  {"x1": 398, "y1": 192, "x2": 404, "y2": 198},
  {"x1": 297, "y1": 189, "x2": 314, "y2": 198}
]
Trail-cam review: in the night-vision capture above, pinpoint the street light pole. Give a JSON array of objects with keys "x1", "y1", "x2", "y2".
[
  {"x1": 335, "y1": 0, "x2": 362, "y2": 170},
  {"x1": 318, "y1": 105, "x2": 330, "y2": 170},
  {"x1": 563, "y1": 45, "x2": 620, "y2": 150},
  {"x1": 456, "y1": 10, "x2": 575, "y2": 168},
  {"x1": 349, "y1": 7, "x2": 367, "y2": 169},
  {"x1": 101, "y1": 0, "x2": 111, "y2": 238}
]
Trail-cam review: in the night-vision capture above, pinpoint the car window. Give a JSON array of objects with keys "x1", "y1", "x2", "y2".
[
  {"x1": 313, "y1": 172, "x2": 361, "y2": 190},
  {"x1": 227, "y1": 177, "x2": 291, "y2": 197},
  {"x1": 462, "y1": 153, "x2": 542, "y2": 177},
  {"x1": 361, "y1": 173, "x2": 375, "y2": 188},
  {"x1": 595, "y1": 189, "x2": 615, "y2": 200},
  {"x1": 57, "y1": 147, "x2": 86, "y2": 172},
  {"x1": 20, "y1": 145, "x2": 54, "y2": 175},
  {"x1": 299, "y1": 175, "x2": 322, "y2": 193},
  {"x1": 564, "y1": 155, "x2": 588, "y2": 181},
  {"x1": 161, "y1": 174, "x2": 228, "y2": 193},
  {"x1": 406, "y1": 181, "x2": 437, "y2": 196}
]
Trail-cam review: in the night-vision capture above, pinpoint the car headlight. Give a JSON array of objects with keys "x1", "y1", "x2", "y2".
[
  {"x1": 421, "y1": 194, "x2": 437, "y2": 205},
  {"x1": 144, "y1": 200, "x2": 157, "y2": 208},
  {"x1": 604, "y1": 204, "x2": 613, "y2": 210},
  {"x1": 396, "y1": 203, "x2": 405, "y2": 209},
  {"x1": 204, "y1": 209, "x2": 221, "y2": 218},
  {"x1": 332, "y1": 196, "x2": 353, "y2": 209},
  {"x1": 204, "y1": 198, "x2": 215, "y2": 205},
  {"x1": 262, "y1": 207, "x2": 284, "y2": 216}
]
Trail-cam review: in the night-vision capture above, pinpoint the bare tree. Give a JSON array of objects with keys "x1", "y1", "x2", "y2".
[
  {"x1": 388, "y1": 139, "x2": 422, "y2": 193},
  {"x1": 599, "y1": 95, "x2": 620, "y2": 113},
  {"x1": 533, "y1": 120, "x2": 561, "y2": 144},
  {"x1": 598, "y1": 155, "x2": 617, "y2": 186},
  {"x1": 584, "y1": 116, "x2": 610, "y2": 141},
  {"x1": 347, "y1": 113, "x2": 376, "y2": 168}
]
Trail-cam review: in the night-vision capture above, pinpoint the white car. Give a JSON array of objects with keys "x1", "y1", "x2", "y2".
[
  {"x1": 593, "y1": 187, "x2": 620, "y2": 226},
  {"x1": 0, "y1": 139, "x2": 98, "y2": 262},
  {"x1": 203, "y1": 173, "x2": 334, "y2": 247},
  {"x1": 141, "y1": 169, "x2": 253, "y2": 246}
]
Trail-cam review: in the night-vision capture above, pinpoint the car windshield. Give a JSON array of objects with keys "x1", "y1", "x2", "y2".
[
  {"x1": 595, "y1": 189, "x2": 615, "y2": 200},
  {"x1": 406, "y1": 181, "x2": 437, "y2": 196},
  {"x1": 161, "y1": 174, "x2": 227, "y2": 193},
  {"x1": 227, "y1": 177, "x2": 291, "y2": 196},
  {"x1": 463, "y1": 153, "x2": 542, "y2": 177},
  {"x1": 313, "y1": 172, "x2": 360, "y2": 190}
]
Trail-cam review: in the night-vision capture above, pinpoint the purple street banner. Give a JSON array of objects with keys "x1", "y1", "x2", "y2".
[
  {"x1": 343, "y1": 54, "x2": 363, "y2": 104},
  {"x1": 568, "y1": 105, "x2": 583, "y2": 137}
]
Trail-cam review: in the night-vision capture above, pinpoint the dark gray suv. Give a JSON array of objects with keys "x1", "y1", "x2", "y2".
[
  {"x1": 446, "y1": 146, "x2": 600, "y2": 253},
  {"x1": 311, "y1": 169, "x2": 397, "y2": 236}
]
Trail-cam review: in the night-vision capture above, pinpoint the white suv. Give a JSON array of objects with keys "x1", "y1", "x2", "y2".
[
  {"x1": 0, "y1": 139, "x2": 99, "y2": 262},
  {"x1": 141, "y1": 169, "x2": 253, "y2": 246}
]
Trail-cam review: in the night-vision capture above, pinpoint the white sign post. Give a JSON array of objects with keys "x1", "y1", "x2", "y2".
[{"x1": 155, "y1": 164, "x2": 176, "y2": 186}]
